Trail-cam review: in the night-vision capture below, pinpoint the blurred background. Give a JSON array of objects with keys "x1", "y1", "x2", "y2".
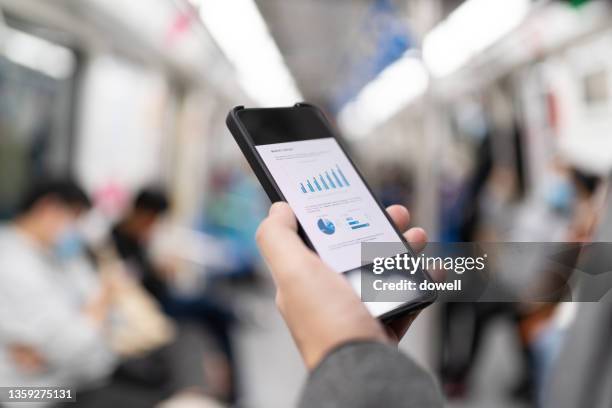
[{"x1": 0, "y1": 0, "x2": 611, "y2": 407}]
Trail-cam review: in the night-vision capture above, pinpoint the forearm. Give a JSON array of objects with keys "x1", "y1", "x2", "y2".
[{"x1": 300, "y1": 341, "x2": 443, "y2": 408}]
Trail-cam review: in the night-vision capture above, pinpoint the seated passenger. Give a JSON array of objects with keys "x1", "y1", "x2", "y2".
[
  {"x1": 111, "y1": 188, "x2": 237, "y2": 402},
  {"x1": 0, "y1": 179, "x2": 117, "y2": 390}
]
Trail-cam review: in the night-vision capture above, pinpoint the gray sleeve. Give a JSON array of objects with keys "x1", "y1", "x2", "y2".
[{"x1": 299, "y1": 341, "x2": 443, "y2": 408}]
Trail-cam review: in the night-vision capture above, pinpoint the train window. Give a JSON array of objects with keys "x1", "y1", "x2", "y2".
[{"x1": 0, "y1": 26, "x2": 77, "y2": 219}]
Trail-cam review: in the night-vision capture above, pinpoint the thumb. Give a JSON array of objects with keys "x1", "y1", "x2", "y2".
[
  {"x1": 268, "y1": 201, "x2": 298, "y2": 230},
  {"x1": 256, "y1": 202, "x2": 319, "y2": 281}
]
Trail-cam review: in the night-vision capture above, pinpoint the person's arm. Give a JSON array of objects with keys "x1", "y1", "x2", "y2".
[
  {"x1": 300, "y1": 342, "x2": 442, "y2": 408},
  {"x1": 256, "y1": 202, "x2": 443, "y2": 407}
]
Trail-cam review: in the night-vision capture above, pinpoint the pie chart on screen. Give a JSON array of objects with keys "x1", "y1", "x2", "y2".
[{"x1": 317, "y1": 218, "x2": 336, "y2": 235}]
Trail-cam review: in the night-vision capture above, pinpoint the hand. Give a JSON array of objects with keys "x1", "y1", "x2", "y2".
[
  {"x1": 8, "y1": 344, "x2": 46, "y2": 374},
  {"x1": 82, "y1": 273, "x2": 115, "y2": 326},
  {"x1": 256, "y1": 202, "x2": 427, "y2": 370}
]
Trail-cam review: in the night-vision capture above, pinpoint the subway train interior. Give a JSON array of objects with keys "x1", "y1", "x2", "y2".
[{"x1": 1, "y1": 0, "x2": 612, "y2": 407}]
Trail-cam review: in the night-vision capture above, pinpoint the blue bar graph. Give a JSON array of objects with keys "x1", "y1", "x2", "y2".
[
  {"x1": 332, "y1": 169, "x2": 343, "y2": 187},
  {"x1": 299, "y1": 165, "x2": 351, "y2": 194},
  {"x1": 326, "y1": 172, "x2": 336, "y2": 188},
  {"x1": 320, "y1": 176, "x2": 329, "y2": 190},
  {"x1": 352, "y1": 223, "x2": 370, "y2": 229},
  {"x1": 337, "y1": 165, "x2": 350, "y2": 186},
  {"x1": 346, "y1": 216, "x2": 369, "y2": 230}
]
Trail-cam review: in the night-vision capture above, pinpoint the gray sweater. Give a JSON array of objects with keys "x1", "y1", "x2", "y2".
[{"x1": 300, "y1": 342, "x2": 443, "y2": 408}]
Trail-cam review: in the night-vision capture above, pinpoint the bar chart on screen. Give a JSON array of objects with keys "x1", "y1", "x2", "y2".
[
  {"x1": 345, "y1": 214, "x2": 370, "y2": 230},
  {"x1": 299, "y1": 164, "x2": 350, "y2": 193}
]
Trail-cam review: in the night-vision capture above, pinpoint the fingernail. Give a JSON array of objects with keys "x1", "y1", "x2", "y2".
[{"x1": 269, "y1": 201, "x2": 286, "y2": 215}]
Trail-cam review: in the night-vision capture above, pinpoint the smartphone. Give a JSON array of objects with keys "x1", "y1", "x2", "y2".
[{"x1": 227, "y1": 103, "x2": 435, "y2": 320}]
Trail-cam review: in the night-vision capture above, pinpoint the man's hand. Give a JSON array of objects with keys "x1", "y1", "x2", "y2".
[
  {"x1": 8, "y1": 344, "x2": 46, "y2": 374},
  {"x1": 256, "y1": 202, "x2": 427, "y2": 370}
]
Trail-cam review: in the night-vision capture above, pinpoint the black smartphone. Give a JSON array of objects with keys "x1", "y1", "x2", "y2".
[{"x1": 227, "y1": 103, "x2": 435, "y2": 320}]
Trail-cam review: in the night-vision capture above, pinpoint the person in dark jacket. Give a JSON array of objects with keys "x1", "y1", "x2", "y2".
[{"x1": 111, "y1": 188, "x2": 238, "y2": 402}]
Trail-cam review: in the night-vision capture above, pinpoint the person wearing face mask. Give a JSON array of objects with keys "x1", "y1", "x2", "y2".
[{"x1": 0, "y1": 179, "x2": 117, "y2": 397}]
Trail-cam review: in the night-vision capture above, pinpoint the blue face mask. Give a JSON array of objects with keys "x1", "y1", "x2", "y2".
[
  {"x1": 546, "y1": 178, "x2": 575, "y2": 214},
  {"x1": 53, "y1": 229, "x2": 84, "y2": 261}
]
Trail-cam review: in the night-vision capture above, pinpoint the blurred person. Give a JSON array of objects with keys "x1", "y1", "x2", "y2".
[
  {"x1": 0, "y1": 180, "x2": 215, "y2": 407},
  {"x1": 437, "y1": 160, "x2": 581, "y2": 402},
  {"x1": 442, "y1": 163, "x2": 603, "y2": 404},
  {"x1": 541, "y1": 172, "x2": 611, "y2": 408},
  {"x1": 377, "y1": 164, "x2": 414, "y2": 209},
  {"x1": 0, "y1": 179, "x2": 117, "y2": 393},
  {"x1": 111, "y1": 188, "x2": 238, "y2": 402},
  {"x1": 517, "y1": 168, "x2": 603, "y2": 406},
  {"x1": 437, "y1": 135, "x2": 510, "y2": 400},
  {"x1": 566, "y1": 169, "x2": 602, "y2": 242},
  {"x1": 111, "y1": 189, "x2": 172, "y2": 301},
  {"x1": 203, "y1": 165, "x2": 267, "y2": 280}
]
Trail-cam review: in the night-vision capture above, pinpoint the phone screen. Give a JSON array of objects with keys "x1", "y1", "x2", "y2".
[
  {"x1": 256, "y1": 137, "x2": 404, "y2": 273},
  {"x1": 234, "y1": 106, "x2": 434, "y2": 318}
]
